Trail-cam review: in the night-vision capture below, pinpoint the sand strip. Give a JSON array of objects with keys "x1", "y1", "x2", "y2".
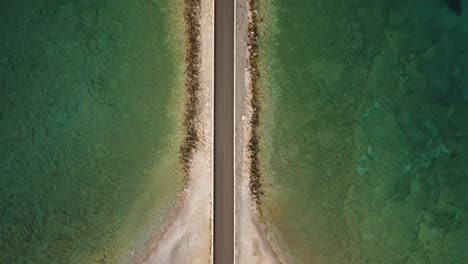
[
  {"x1": 234, "y1": 0, "x2": 281, "y2": 263},
  {"x1": 136, "y1": 0, "x2": 214, "y2": 262}
]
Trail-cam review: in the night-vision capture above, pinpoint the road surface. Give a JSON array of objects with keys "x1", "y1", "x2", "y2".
[{"x1": 214, "y1": 0, "x2": 234, "y2": 263}]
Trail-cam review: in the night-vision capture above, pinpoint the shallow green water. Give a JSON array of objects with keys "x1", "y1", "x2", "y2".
[
  {"x1": 258, "y1": 0, "x2": 468, "y2": 263},
  {"x1": 0, "y1": 0, "x2": 185, "y2": 263}
]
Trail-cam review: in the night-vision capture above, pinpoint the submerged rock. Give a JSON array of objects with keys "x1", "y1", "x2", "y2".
[{"x1": 446, "y1": 0, "x2": 462, "y2": 16}]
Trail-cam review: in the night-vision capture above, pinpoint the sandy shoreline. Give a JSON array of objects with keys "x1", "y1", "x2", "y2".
[
  {"x1": 135, "y1": 0, "x2": 283, "y2": 263},
  {"x1": 234, "y1": 0, "x2": 284, "y2": 263},
  {"x1": 136, "y1": 0, "x2": 213, "y2": 262}
]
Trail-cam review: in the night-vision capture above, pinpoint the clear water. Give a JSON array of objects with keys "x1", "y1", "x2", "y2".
[
  {"x1": 0, "y1": 0, "x2": 185, "y2": 262},
  {"x1": 258, "y1": 0, "x2": 468, "y2": 262}
]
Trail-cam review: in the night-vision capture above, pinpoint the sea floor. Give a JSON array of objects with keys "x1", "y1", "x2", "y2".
[
  {"x1": 258, "y1": 0, "x2": 468, "y2": 263},
  {"x1": 0, "y1": 0, "x2": 185, "y2": 263}
]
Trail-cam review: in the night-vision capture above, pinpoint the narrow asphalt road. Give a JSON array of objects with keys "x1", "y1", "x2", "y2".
[{"x1": 214, "y1": 0, "x2": 234, "y2": 263}]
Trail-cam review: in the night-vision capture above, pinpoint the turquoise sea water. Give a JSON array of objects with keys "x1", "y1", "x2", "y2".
[
  {"x1": 0, "y1": 0, "x2": 185, "y2": 263},
  {"x1": 259, "y1": 0, "x2": 468, "y2": 263}
]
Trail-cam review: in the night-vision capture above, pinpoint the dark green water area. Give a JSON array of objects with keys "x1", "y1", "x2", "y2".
[
  {"x1": 258, "y1": 0, "x2": 468, "y2": 263},
  {"x1": 0, "y1": 0, "x2": 185, "y2": 263}
]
